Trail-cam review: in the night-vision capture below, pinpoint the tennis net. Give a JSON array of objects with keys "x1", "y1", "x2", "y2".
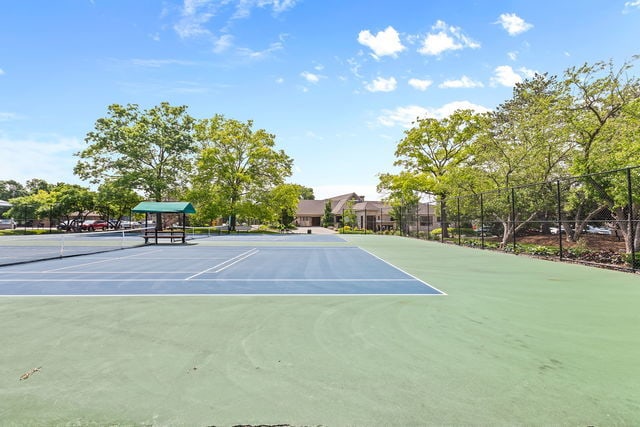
[{"x1": 0, "y1": 228, "x2": 151, "y2": 266}]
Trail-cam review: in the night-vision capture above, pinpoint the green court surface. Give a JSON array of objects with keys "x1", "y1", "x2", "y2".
[{"x1": 1, "y1": 234, "x2": 639, "y2": 425}]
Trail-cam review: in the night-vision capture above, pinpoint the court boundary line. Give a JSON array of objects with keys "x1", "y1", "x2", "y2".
[
  {"x1": 0, "y1": 278, "x2": 421, "y2": 282},
  {"x1": 0, "y1": 293, "x2": 446, "y2": 297},
  {"x1": 356, "y1": 246, "x2": 447, "y2": 295}
]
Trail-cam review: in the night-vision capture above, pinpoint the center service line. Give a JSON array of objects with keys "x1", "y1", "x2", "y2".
[{"x1": 185, "y1": 248, "x2": 259, "y2": 280}]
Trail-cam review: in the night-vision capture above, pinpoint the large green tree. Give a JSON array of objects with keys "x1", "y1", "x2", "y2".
[
  {"x1": 192, "y1": 115, "x2": 293, "y2": 230},
  {"x1": 75, "y1": 102, "x2": 196, "y2": 203},
  {"x1": 0, "y1": 180, "x2": 27, "y2": 200},
  {"x1": 562, "y1": 58, "x2": 640, "y2": 251},
  {"x1": 473, "y1": 73, "x2": 575, "y2": 245},
  {"x1": 95, "y1": 181, "x2": 143, "y2": 226},
  {"x1": 385, "y1": 109, "x2": 483, "y2": 237}
]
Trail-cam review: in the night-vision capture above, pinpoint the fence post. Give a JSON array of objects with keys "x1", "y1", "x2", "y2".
[
  {"x1": 426, "y1": 202, "x2": 430, "y2": 239},
  {"x1": 440, "y1": 200, "x2": 445, "y2": 243},
  {"x1": 556, "y1": 180, "x2": 563, "y2": 261},
  {"x1": 627, "y1": 168, "x2": 636, "y2": 271},
  {"x1": 480, "y1": 193, "x2": 485, "y2": 249},
  {"x1": 416, "y1": 203, "x2": 419, "y2": 238},
  {"x1": 511, "y1": 188, "x2": 517, "y2": 252}
]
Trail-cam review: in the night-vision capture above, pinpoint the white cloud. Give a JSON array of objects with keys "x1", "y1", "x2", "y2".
[
  {"x1": 173, "y1": 1, "x2": 296, "y2": 55},
  {"x1": 408, "y1": 78, "x2": 433, "y2": 91},
  {"x1": 357, "y1": 26, "x2": 406, "y2": 59},
  {"x1": 418, "y1": 20, "x2": 480, "y2": 56},
  {"x1": 234, "y1": 0, "x2": 299, "y2": 18},
  {"x1": 376, "y1": 105, "x2": 430, "y2": 127},
  {"x1": 347, "y1": 57, "x2": 364, "y2": 78},
  {"x1": 377, "y1": 101, "x2": 490, "y2": 128},
  {"x1": 491, "y1": 65, "x2": 522, "y2": 87},
  {"x1": 623, "y1": 0, "x2": 640, "y2": 13},
  {"x1": 301, "y1": 71, "x2": 322, "y2": 83},
  {"x1": 275, "y1": 77, "x2": 284, "y2": 84},
  {"x1": 213, "y1": 34, "x2": 233, "y2": 53},
  {"x1": 507, "y1": 51, "x2": 518, "y2": 61},
  {"x1": 496, "y1": 13, "x2": 533, "y2": 36},
  {"x1": 365, "y1": 76, "x2": 397, "y2": 92},
  {"x1": 236, "y1": 40, "x2": 284, "y2": 59},
  {"x1": 439, "y1": 75, "x2": 484, "y2": 89},
  {"x1": 174, "y1": 0, "x2": 216, "y2": 39},
  {"x1": 519, "y1": 66, "x2": 537, "y2": 79},
  {"x1": 0, "y1": 68, "x2": 4, "y2": 75},
  {"x1": 0, "y1": 133, "x2": 84, "y2": 184}
]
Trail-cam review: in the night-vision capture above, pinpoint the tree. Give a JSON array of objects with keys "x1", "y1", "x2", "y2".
[
  {"x1": 389, "y1": 109, "x2": 483, "y2": 237},
  {"x1": 5, "y1": 192, "x2": 46, "y2": 226},
  {"x1": 95, "y1": 181, "x2": 143, "y2": 226},
  {"x1": 297, "y1": 186, "x2": 315, "y2": 200},
  {"x1": 341, "y1": 199, "x2": 356, "y2": 229},
  {"x1": 265, "y1": 183, "x2": 306, "y2": 228},
  {"x1": 561, "y1": 58, "x2": 640, "y2": 252},
  {"x1": 25, "y1": 179, "x2": 52, "y2": 194},
  {"x1": 321, "y1": 200, "x2": 333, "y2": 227},
  {"x1": 377, "y1": 171, "x2": 424, "y2": 234},
  {"x1": 0, "y1": 180, "x2": 27, "y2": 200},
  {"x1": 193, "y1": 115, "x2": 293, "y2": 231},
  {"x1": 50, "y1": 184, "x2": 96, "y2": 230},
  {"x1": 473, "y1": 73, "x2": 574, "y2": 246},
  {"x1": 75, "y1": 102, "x2": 196, "y2": 204}
]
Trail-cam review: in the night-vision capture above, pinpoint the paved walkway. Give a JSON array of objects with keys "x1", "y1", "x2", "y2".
[{"x1": 294, "y1": 226, "x2": 337, "y2": 235}]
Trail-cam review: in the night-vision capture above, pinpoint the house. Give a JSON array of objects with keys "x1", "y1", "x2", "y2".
[
  {"x1": 296, "y1": 192, "x2": 363, "y2": 227},
  {"x1": 296, "y1": 193, "x2": 440, "y2": 232}
]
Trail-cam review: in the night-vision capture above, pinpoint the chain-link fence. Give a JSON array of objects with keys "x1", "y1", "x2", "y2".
[{"x1": 408, "y1": 167, "x2": 640, "y2": 272}]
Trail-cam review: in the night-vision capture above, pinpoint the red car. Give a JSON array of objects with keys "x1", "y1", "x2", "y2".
[{"x1": 81, "y1": 219, "x2": 109, "y2": 231}]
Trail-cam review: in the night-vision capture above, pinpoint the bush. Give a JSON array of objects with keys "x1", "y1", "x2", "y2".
[{"x1": 624, "y1": 252, "x2": 640, "y2": 268}]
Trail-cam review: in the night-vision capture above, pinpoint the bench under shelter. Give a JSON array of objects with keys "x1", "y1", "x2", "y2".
[{"x1": 131, "y1": 201, "x2": 196, "y2": 244}]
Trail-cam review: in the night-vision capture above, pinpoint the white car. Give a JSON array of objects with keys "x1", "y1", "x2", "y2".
[
  {"x1": 0, "y1": 218, "x2": 16, "y2": 230},
  {"x1": 585, "y1": 225, "x2": 612, "y2": 235},
  {"x1": 549, "y1": 226, "x2": 565, "y2": 234}
]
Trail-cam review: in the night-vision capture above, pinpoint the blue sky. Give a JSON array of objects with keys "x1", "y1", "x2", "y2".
[{"x1": 1, "y1": 0, "x2": 639, "y2": 201}]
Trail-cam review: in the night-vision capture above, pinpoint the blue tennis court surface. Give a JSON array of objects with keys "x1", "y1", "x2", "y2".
[{"x1": 0, "y1": 236, "x2": 444, "y2": 296}]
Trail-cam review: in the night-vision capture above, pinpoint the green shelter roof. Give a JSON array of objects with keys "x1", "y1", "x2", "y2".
[{"x1": 132, "y1": 201, "x2": 196, "y2": 214}]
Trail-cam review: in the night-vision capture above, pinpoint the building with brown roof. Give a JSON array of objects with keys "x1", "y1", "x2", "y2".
[{"x1": 295, "y1": 192, "x2": 440, "y2": 233}]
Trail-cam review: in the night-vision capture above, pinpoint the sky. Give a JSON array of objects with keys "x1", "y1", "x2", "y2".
[{"x1": 1, "y1": 0, "x2": 639, "y2": 201}]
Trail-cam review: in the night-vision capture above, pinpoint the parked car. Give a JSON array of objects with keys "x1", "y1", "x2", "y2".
[
  {"x1": 81, "y1": 219, "x2": 109, "y2": 232},
  {"x1": 0, "y1": 218, "x2": 16, "y2": 230},
  {"x1": 57, "y1": 219, "x2": 83, "y2": 231},
  {"x1": 585, "y1": 225, "x2": 612, "y2": 235},
  {"x1": 549, "y1": 225, "x2": 565, "y2": 234},
  {"x1": 109, "y1": 220, "x2": 141, "y2": 229}
]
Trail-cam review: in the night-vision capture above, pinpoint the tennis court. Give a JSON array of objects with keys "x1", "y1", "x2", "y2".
[
  {"x1": 0, "y1": 234, "x2": 443, "y2": 296},
  {"x1": 1, "y1": 233, "x2": 639, "y2": 425}
]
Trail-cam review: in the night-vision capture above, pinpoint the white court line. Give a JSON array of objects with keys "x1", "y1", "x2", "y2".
[
  {"x1": 1, "y1": 293, "x2": 445, "y2": 297},
  {"x1": 0, "y1": 278, "x2": 417, "y2": 282},
  {"x1": 185, "y1": 248, "x2": 259, "y2": 280},
  {"x1": 43, "y1": 249, "x2": 164, "y2": 272},
  {"x1": 356, "y1": 247, "x2": 448, "y2": 295}
]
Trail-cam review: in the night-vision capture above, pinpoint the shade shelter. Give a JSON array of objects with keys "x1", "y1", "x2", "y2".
[{"x1": 131, "y1": 201, "x2": 196, "y2": 244}]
